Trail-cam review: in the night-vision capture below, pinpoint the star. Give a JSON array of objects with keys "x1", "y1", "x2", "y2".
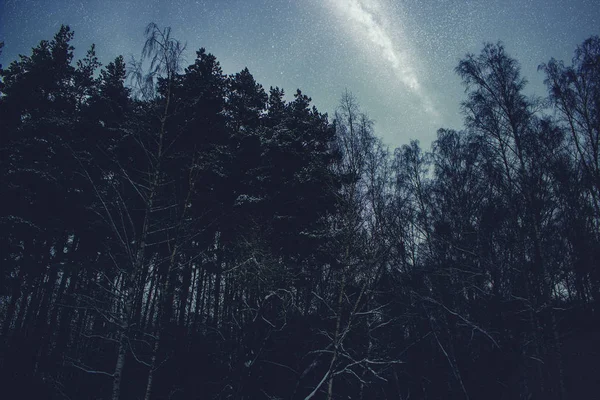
[{"x1": 0, "y1": 0, "x2": 597, "y2": 148}]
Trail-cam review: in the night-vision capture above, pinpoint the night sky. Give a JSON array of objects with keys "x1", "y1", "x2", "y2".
[{"x1": 1, "y1": 0, "x2": 598, "y2": 148}]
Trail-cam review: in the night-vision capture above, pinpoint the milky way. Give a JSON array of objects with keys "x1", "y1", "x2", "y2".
[
  {"x1": 1, "y1": 0, "x2": 598, "y2": 148},
  {"x1": 326, "y1": 0, "x2": 437, "y2": 118}
]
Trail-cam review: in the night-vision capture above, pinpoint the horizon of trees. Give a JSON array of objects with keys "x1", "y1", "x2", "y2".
[{"x1": 0, "y1": 24, "x2": 599, "y2": 400}]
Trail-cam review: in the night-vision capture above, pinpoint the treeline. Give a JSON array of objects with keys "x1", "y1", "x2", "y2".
[{"x1": 0, "y1": 24, "x2": 599, "y2": 399}]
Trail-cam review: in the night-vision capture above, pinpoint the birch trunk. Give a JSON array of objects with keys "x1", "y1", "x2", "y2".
[{"x1": 111, "y1": 329, "x2": 127, "y2": 400}]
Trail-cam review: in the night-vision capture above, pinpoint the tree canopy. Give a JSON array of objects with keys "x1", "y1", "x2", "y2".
[{"x1": 1, "y1": 25, "x2": 599, "y2": 400}]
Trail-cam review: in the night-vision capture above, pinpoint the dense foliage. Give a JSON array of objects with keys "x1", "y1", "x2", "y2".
[{"x1": 1, "y1": 25, "x2": 599, "y2": 399}]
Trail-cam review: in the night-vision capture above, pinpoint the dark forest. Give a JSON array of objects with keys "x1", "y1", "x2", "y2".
[{"x1": 1, "y1": 24, "x2": 599, "y2": 399}]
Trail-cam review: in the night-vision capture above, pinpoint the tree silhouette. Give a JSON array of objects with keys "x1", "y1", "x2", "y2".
[{"x1": 1, "y1": 24, "x2": 599, "y2": 400}]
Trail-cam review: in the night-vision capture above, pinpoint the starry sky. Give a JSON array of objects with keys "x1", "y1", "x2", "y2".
[{"x1": 1, "y1": 0, "x2": 598, "y2": 148}]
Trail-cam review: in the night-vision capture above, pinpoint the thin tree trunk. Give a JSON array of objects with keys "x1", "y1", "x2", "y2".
[
  {"x1": 552, "y1": 311, "x2": 567, "y2": 400},
  {"x1": 52, "y1": 266, "x2": 81, "y2": 361},
  {"x1": 144, "y1": 331, "x2": 160, "y2": 400},
  {"x1": 112, "y1": 329, "x2": 127, "y2": 400},
  {"x1": 178, "y1": 263, "x2": 192, "y2": 328},
  {"x1": 193, "y1": 268, "x2": 205, "y2": 331},
  {"x1": 327, "y1": 271, "x2": 346, "y2": 400},
  {"x1": 213, "y1": 251, "x2": 222, "y2": 327},
  {"x1": 144, "y1": 245, "x2": 178, "y2": 400},
  {"x1": 2, "y1": 266, "x2": 25, "y2": 337},
  {"x1": 142, "y1": 269, "x2": 158, "y2": 330}
]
